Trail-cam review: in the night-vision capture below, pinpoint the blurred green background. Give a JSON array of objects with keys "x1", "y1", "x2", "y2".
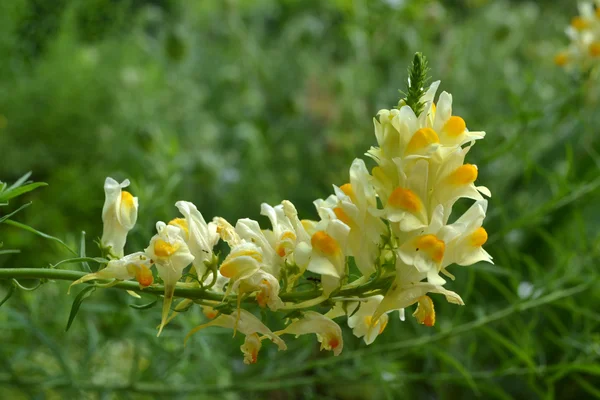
[{"x1": 1, "y1": 0, "x2": 600, "y2": 398}]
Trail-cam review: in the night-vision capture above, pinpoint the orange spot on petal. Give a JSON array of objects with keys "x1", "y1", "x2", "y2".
[
  {"x1": 153, "y1": 239, "x2": 178, "y2": 258},
  {"x1": 135, "y1": 266, "x2": 154, "y2": 287},
  {"x1": 443, "y1": 116, "x2": 466, "y2": 137},
  {"x1": 333, "y1": 207, "x2": 352, "y2": 226},
  {"x1": 406, "y1": 128, "x2": 439, "y2": 153},
  {"x1": 448, "y1": 164, "x2": 478, "y2": 185},
  {"x1": 340, "y1": 183, "x2": 355, "y2": 201},
  {"x1": 329, "y1": 337, "x2": 340, "y2": 349},
  {"x1": 388, "y1": 187, "x2": 422, "y2": 213},
  {"x1": 470, "y1": 227, "x2": 488, "y2": 247},
  {"x1": 413, "y1": 295, "x2": 436, "y2": 327},
  {"x1": 311, "y1": 231, "x2": 340, "y2": 255},
  {"x1": 415, "y1": 234, "x2": 445, "y2": 263},
  {"x1": 121, "y1": 191, "x2": 135, "y2": 208}
]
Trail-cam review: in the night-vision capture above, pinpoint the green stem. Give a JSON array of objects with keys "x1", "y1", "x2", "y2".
[{"x1": 0, "y1": 268, "x2": 395, "y2": 305}]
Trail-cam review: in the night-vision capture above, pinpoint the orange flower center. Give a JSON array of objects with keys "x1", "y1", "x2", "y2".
[
  {"x1": 311, "y1": 231, "x2": 340, "y2": 255},
  {"x1": 413, "y1": 295, "x2": 436, "y2": 327},
  {"x1": 470, "y1": 227, "x2": 488, "y2": 247},
  {"x1": 406, "y1": 128, "x2": 440, "y2": 153},
  {"x1": 448, "y1": 164, "x2": 478, "y2": 185},
  {"x1": 333, "y1": 207, "x2": 353, "y2": 226},
  {"x1": 169, "y1": 218, "x2": 189, "y2": 237},
  {"x1": 414, "y1": 234, "x2": 445, "y2": 263},
  {"x1": 153, "y1": 239, "x2": 178, "y2": 258},
  {"x1": 339, "y1": 183, "x2": 355, "y2": 200},
  {"x1": 121, "y1": 191, "x2": 135, "y2": 207},
  {"x1": 135, "y1": 265, "x2": 154, "y2": 287},
  {"x1": 443, "y1": 116, "x2": 466, "y2": 137},
  {"x1": 387, "y1": 187, "x2": 422, "y2": 213},
  {"x1": 328, "y1": 337, "x2": 340, "y2": 349}
]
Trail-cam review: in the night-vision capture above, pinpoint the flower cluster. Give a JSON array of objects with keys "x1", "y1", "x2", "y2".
[
  {"x1": 70, "y1": 56, "x2": 492, "y2": 364},
  {"x1": 555, "y1": 1, "x2": 600, "y2": 71}
]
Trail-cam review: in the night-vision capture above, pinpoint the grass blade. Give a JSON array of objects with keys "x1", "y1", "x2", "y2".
[
  {"x1": 4, "y1": 219, "x2": 77, "y2": 255},
  {"x1": 5, "y1": 172, "x2": 32, "y2": 192},
  {"x1": 0, "y1": 202, "x2": 32, "y2": 224},
  {"x1": 65, "y1": 286, "x2": 96, "y2": 332},
  {"x1": 0, "y1": 182, "x2": 47, "y2": 203}
]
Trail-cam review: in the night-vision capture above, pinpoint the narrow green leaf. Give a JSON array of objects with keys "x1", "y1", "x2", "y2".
[
  {"x1": 0, "y1": 182, "x2": 47, "y2": 202},
  {"x1": 5, "y1": 171, "x2": 32, "y2": 192},
  {"x1": 129, "y1": 298, "x2": 158, "y2": 310},
  {"x1": 0, "y1": 202, "x2": 32, "y2": 224},
  {"x1": 4, "y1": 219, "x2": 77, "y2": 255},
  {"x1": 66, "y1": 286, "x2": 96, "y2": 332},
  {"x1": 0, "y1": 283, "x2": 15, "y2": 307}
]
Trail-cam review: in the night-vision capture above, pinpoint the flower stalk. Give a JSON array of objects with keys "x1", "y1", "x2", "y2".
[{"x1": 0, "y1": 267, "x2": 396, "y2": 306}]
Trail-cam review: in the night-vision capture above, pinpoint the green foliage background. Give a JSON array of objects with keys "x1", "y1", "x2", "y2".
[{"x1": 1, "y1": 0, "x2": 600, "y2": 398}]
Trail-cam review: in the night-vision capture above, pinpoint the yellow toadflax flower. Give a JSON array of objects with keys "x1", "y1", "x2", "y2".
[
  {"x1": 295, "y1": 213, "x2": 350, "y2": 297},
  {"x1": 260, "y1": 202, "x2": 299, "y2": 261},
  {"x1": 185, "y1": 309, "x2": 287, "y2": 364},
  {"x1": 145, "y1": 222, "x2": 195, "y2": 336},
  {"x1": 101, "y1": 177, "x2": 138, "y2": 258},
  {"x1": 555, "y1": 1, "x2": 600, "y2": 71},
  {"x1": 173, "y1": 201, "x2": 220, "y2": 278},
  {"x1": 326, "y1": 295, "x2": 391, "y2": 345},
  {"x1": 329, "y1": 159, "x2": 387, "y2": 278},
  {"x1": 68, "y1": 252, "x2": 153, "y2": 293},
  {"x1": 371, "y1": 265, "x2": 464, "y2": 327},
  {"x1": 442, "y1": 200, "x2": 493, "y2": 268},
  {"x1": 276, "y1": 311, "x2": 343, "y2": 356}
]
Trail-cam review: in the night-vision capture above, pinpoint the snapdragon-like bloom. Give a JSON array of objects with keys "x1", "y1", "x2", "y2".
[
  {"x1": 555, "y1": 1, "x2": 600, "y2": 71},
  {"x1": 101, "y1": 177, "x2": 138, "y2": 258},
  {"x1": 329, "y1": 159, "x2": 387, "y2": 277},
  {"x1": 370, "y1": 261, "x2": 463, "y2": 327},
  {"x1": 261, "y1": 202, "x2": 298, "y2": 260},
  {"x1": 173, "y1": 201, "x2": 219, "y2": 278},
  {"x1": 296, "y1": 213, "x2": 350, "y2": 297},
  {"x1": 185, "y1": 309, "x2": 286, "y2": 364},
  {"x1": 146, "y1": 222, "x2": 195, "y2": 336},
  {"x1": 326, "y1": 295, "x2": 390, "y2": 345},
  {"x1": 276, "y1": 311, "x2": 343, "y2": 356},
  {"x1": 213, "y1": 217, "x2": 285, "y2": 311},
  {"x1": 69, "y1": 252, "x2": 153, "y2": 293}
]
